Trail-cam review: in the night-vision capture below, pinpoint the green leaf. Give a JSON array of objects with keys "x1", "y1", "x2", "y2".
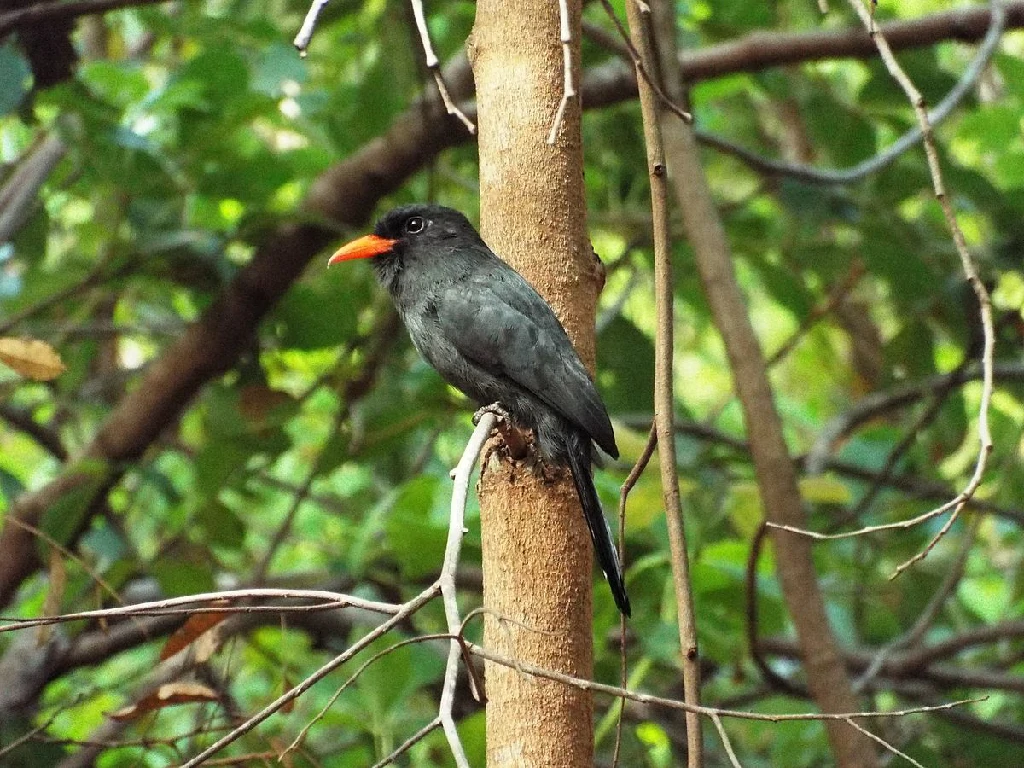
[
  {"x1": 151, "y1": 557, "x2": 216, "y2": 596},
  {"x1": 597, "y1": 315, "x2": 655, "y2": 413},
  {"x1": 39, "y1": 458, "x2": 111, "y2": 549},
  {"x1": 194, "y1": 500, "x2": 247, "y2": 549},
  {"x1": 0, "y1": 45, "x2": 30, "y2": 116},
  {"x1": 384, "y1": 475, "x2": 446, "y2": 579},
  {"x1": 252, "y1": 43, "x2": 308, "y2": 97}
]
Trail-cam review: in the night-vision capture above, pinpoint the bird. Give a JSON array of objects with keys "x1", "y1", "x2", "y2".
[{"x1": 329, "y1": 204, "x2": 630, "y2": 616}]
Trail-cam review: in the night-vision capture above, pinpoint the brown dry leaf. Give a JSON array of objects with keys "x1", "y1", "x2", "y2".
[
  {"x1": 239, "y1": 384, "x2": 294, "y2": 426},
  {"x1": 160, "y1": 603, "x2": 229, "y2": 660},
  {"x1": 109, "y1": 682, "x2": 219, "y2": 721},
  {"x1": 0, "y1": 337, "x2": 66, "y2": 381}
]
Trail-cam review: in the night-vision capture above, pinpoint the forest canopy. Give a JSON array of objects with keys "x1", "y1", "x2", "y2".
[{"x1": 0, "y1": 0, "x2": 1022, "y2": 765}]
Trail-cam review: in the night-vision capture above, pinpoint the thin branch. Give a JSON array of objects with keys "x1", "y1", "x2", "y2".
[
  {"x1": 624, "y1": 1, "x2": 703, "y2": 762},
  {"x1": 547, "y1": 0, "x2": 576, "y2": 144},
  {"x1": 710, "y1": 713, "x2": 744, "y2": 768},
  {"x1": 835, "y1": 356, "x2": 972, "y2": 531},
  {"x1": 838, "y1": 0, "x2": 997, "y2": 577},
  {"x1": 853, "y1": 517, "x2": 977, "y2": 693},
  {"x1": 292, "y1": 0, "x2": 330, "y2": 54},
  {"x1": 617, "y1": 421, "x2": 657, "y2": 533},
  {"x1": 745, "y1": 522, "x2": 806, "y2": 697},
  {"x1": 804, "y1": 362, "x2": 1022, "y2": 475},
  {"x1": 469, "y1": 641, "x2": 980, "y2": 723},
  {"x1": 283, "y1": 635, "x2": 447, "y2": 760},
  {"x1": 844, "y1": 718, "x2": 925, "y2": 768},
  {"x1": 0, "y1": 588, "x2": 402, "y2": 632},
  {"x1": 369, "y1": 717, "x2": 442, "y2": 768},
  {"x1": 178, "y1": 585, "x2": 440, "y2": 768},
  {"x1": 437, "y1": 412, "x2": 495, "y2": 768},
  {"x1": 614, "y1": 419, "x2": 656, "y2": 767},
  {"x1": 597, "y1": 0, "x2": 692, "y2": 124},
  {"x1": 408, "y1": 0, "x2": 475, "y2": 133}
]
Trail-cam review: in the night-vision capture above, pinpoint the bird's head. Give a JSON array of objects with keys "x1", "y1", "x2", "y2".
[{"x1": 328, "y1": 204, "x2": 479, "y2": 267}]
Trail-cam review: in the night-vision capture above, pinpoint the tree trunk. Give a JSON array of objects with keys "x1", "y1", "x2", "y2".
[{"x1": 469, "y1": 0, "x2": 597, "y2": 764}]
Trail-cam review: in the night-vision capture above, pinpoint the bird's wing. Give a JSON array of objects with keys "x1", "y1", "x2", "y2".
[{"x1": 437, "y1": 267, "x2": 618, "y2": 457}]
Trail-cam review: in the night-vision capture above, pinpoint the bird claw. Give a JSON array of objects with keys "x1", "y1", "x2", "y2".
[{"x1": 473, "y1": 402, "x2": 511, "y2": 426}]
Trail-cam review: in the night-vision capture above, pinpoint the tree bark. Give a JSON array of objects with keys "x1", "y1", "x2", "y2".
[{"x1": 469, "y1": 0, "x2": 597, "y2": 764}]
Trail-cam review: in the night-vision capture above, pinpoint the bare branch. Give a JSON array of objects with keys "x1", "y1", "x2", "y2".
[
  {"x1": 437, "y1": 412, "x2": 495, "y2": 768},
  {"x1": 844, "y1": 718, "x2": 925, "y2": 768},
  {"x1": 710, "y1": 713, "x2": 744, "y2": 768},
  {"x1": 292, "y1": 0, "x2": 330, "y2": 54},
  {"x1": 0, "y1": 588, "x2": 402, "y2": 633},
  {"x1": 835, "y1": 0, "x2": 997, "y2": 576},
  {"x1": 597, "y1": 0, "x2": 692, "y2": 124},
  {"x1": 0, "y1": 0, "x2": 170, "y2": 37},
  {"x1": 369, "y1": 717, "x2": 442, "y2": 768},
  {"x1": 469, "y1": 641, "x2": 980, "y2": 722},
  {"x1": 0, "y1": 134, "x2": 66, "y2": 245},
  {"x1": 407, "y1": 0, "x2": 475, "y2": 133},
  {"x1": 547, "y1": 0, "x2": 576, "y2": 144},
  {"x1": 624, "y1": 1, "x2": 703, "y2": 761}
]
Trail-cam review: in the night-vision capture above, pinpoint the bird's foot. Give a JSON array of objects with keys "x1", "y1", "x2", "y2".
[{"x1": 473, "y1": 402, "x2": 511, "y2": 426}]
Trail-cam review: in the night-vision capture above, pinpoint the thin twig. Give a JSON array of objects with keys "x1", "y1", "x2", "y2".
[
  {"x1": 836, "y1": 356, "x2": 972, "y2": 531},
  {"x1": 823, "y1": 0, "x2": 997, "y2": 575},
  {"x1": 369, "y1": 717, "x2": 442, "y2": 768},
  {"x1": 710, "y1": 713, "x2": 744, "y2": 768},
  {"x1": 293, "y1": 0, "x2": 330, "y2": 54},
  {"x1": 408, "y1": 0, "x2": 476, "y2": 133},
  {"x1": 853, "y1": 517, "x2": 978, "y2": 693},
  {"x1": 614, "y1": 420, "x2": 657, "y2": 766},
  {"x1": 178, "y1": 585, "x2": 440, "y2": 767},
  {"x1": 547, "y1": 0, "x2": 576, "y2": 144},
  {"x1": 597, "y1": 0, "x2": 692, "y2": 124},
  {"x1": 844, "y1": 718, "x2": 926, "y2": 768},
  {"x1": 283, "y1": 635, "x2": 447, "y2": 760},
  {"x1": 692, "y1": 0, "x2": 1005, "y2": 187},
  {"x1": 469, "y1": 641, "x2": 980, "y2": 722},
  {"x1": 0, "y1": 589, "x2": 402, "y2": 632}
]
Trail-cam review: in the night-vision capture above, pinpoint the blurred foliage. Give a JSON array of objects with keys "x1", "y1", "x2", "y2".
[{"x1": 1, "y1": 0, "x2": 1023, "y2": 765}]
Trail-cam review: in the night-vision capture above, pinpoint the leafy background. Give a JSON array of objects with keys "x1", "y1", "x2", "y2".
[{"x1": 1, "y1": 0, "x2": 1023, "y2": 765}]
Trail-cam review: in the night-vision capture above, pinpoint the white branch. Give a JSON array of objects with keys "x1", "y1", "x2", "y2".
[
  {"x1": 438, "y1": 411, "x2": 494, "y2": 768},
  {"x1": 547, "y1": 0, "x2": 576, "y2": 144},
  {"x1": 293, "y1": 0, "x2": 331, "y2": 55}
]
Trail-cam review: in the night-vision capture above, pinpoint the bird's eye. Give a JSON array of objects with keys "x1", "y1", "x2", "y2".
[{"x1": 405, "y1": 216, "x2": 426, "y2": 234}]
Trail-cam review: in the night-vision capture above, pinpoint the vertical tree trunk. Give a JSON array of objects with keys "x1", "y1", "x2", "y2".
[{"x1": 469, "y1": 0, "x2": 597, "y2": 764}]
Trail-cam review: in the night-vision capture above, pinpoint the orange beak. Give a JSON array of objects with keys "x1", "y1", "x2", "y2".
[{"x1": 327, "y1": 234, "x2": 397, "y2": 265}]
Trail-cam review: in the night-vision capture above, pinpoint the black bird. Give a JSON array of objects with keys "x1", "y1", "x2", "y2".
[{"x1": 329, "y1": 204, "x2": 630, "y2": 616}]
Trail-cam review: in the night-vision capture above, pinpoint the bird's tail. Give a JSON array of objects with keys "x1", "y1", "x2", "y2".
[{"x1": 565, "y1": 431, "x2": 631, "y2": 616}]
